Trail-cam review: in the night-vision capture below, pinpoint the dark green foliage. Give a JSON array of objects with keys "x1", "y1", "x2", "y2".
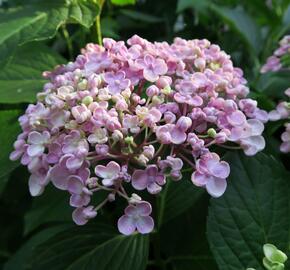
[{"x1": 0, "y1": 0, "x2": 289, "y2": 269}]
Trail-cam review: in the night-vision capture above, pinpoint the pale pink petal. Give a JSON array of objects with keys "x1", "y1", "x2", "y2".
[
  {"x1": 117, "y1": 215, "x2": 136, "y2": 235},
  {"x1": 95, "y1": 165, "x2": 108, "y2": 178},
  {"x1": 107, "y1": 161, "x2": 121, "y2": 176},
  {"x1": 28, "y1": 175, "x2": 44, "y2": 196},
  {"x1": 49, "y1": 165, "x2": 69, "y2": 190},
  {"x1": 70, "y1": 194, "x2": 90, "y2": 207},
  {"x1": 208, "y1": 160, "x2": 230, "y2": 179},
  {"x1": 125, "y1": 205, "x2": 138, "y2": 216},
  {"x1": 248, "y1": 119, "x2": 264, "y2": 136},
  {"x1": 144, "y1": 68, "x2": 159, "y2": 82},
  {"x1": 67, "y1": 176, "x2": 83, "y2": 194},
  {"x1": 66, "y1": 156, "x2": 83, "y2": 170},
  {"x1": 153, "y1": 59, "x2": 168, "y2": 75},
  {"x1": 136, "y1": 216, "x2": 154, "y2": 234},
  {"x1": 227, "y1": 111, "x2": 246, "y2": 126},
  {"x1": 191, "y1": 171, "x2": 208, "y2": 186},
  {"x1": 136, "y1": 202, "x2": 152, "y2": 216},
  {"x1": 27, "y1": 144, "x2": 44, "y2": 157},
  {"x1": 72, "y1": 208, "x2": 88, "y2": 225},
  {"x1": 170, "y1": 128, "x2": 186, "y2": 144},
  {"x1": 132, "y1": 170, "x2": 148, "y2": 190},
  {"x1": 206, "y1": 177, "x2": 227, "y2": 198},
  {"x1": 147, "y1": 182, "x2": 162, "y2": 194},
  {"x1": 28, "y1": 131, "x2": 43, "y2": 144}
]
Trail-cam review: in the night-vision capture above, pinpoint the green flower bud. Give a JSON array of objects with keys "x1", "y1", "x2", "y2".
[
  {"x1": 82, "y1": 96, "x2": 93, "y2": 105},
  {"x1": 161, "y1": 86, "x2": 172, "y2": 95},
  {"x1": 207, "y1": 128, "x2": 217, "y2": 138},
  {"x1": 152, "y1": 95, "x2": 164, "y2": 105},
  {"x1": 125, "y1": 136, "x2": 134, "y2": 145},
  {"x1": 263, "y1": 244, "x2": 287, "y2": 264},
  {"x1": 78, "y1": 79, "x2": 88, "y2": 90}
]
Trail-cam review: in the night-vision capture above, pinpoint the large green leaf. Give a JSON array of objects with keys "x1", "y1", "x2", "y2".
[
  {"x1": 4, "y1": 225, "x2": 70, "y2": 270},
  {"x1": 207, "y1": 152, "x2": 290, "y2": 270},
  {"x1": 160, "y1": 193, "x2": 217, "y2": 270},
  {"x1": 210, "y1": 5, "x2": 262, "y2": 54},
  {"x1": 158, "y1": 176, "x2": 204, "y2": 227},
  {"x1": 24, "y1": 185, "x2": 108, "y2": 235},
  {"x1": 176, "y1": 1, "x2": 262, "y2": 55},
  {"x1": 0, "y1": 0, "x2": 98, "y2": 64},
  {"x1": 0, "y1": 43, "x2": 65, "y2": 103},
  {"x1": 255, "y1": 71, "x2": 290, "y2": 99},
  {"x1": 24, "y1": 186, "x2": 72, "y2": 235},
  {"x1": 0, "y1": 110, "x2": 21, "y2": 181},
  {"x1": 30, "y1": 224, "x2": 149, "y2": 270}
]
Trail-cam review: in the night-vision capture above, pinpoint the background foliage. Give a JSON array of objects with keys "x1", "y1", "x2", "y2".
[{"x1": 0, "y1": 0, "x2": 289, "y2": 269}]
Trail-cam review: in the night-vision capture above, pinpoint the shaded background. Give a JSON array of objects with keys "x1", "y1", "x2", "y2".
[{"x1": 0, "y1": 0, "x2": 289, "y2": 269}]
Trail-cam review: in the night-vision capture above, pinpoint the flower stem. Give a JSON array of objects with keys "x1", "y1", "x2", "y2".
[
  {"x1": 62, "y1": 24, "x2": 73, "y2": 60},
  {"x1": 96, "y1": 0, "x2": 105, "y2": 46}
]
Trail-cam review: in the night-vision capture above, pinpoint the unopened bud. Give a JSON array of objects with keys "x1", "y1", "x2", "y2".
[
  {"x1": 125, "y1": 136, "x2": 134, "y2": 145},
  {"x1": 82, "y1": 96, "x2": 94, "y2": 105},
  {"x1": 152, "y1": 95, "x2": 164, "y2": 105},
  {"x1": 78, "y1": 79, "x2": 88, "y2": 90},
  {"x1": 207, "y1": 128, "x2": 217, "y2": 138},
  {"x1": 161, "y1": 86, "x2": 172, "y2": 95},
  {"x1": 128, "y1": 193, "x2": 142, "y2": 204},
  {"x1": 112, "y1": 130, "x2": 123, "y2": 142}
]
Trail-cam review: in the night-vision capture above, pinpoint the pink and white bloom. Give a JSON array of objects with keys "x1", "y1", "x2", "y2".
[
  {"x1": 71, "y1": 104, "x2": 91, "y2": 123},
  {"x1": 118, "y1": 202, "x2": 154, "y2": 235},
  {"x1": 132, "y1": 165, "x2": 165, "y2": 194},
  {"x1": 67, "y1": 175, "x2": 92, "y2": 207},
  {"x1": 10, "y1": 35, "x2": 268, "y2": 232},
  {"x1": 192, "y1": 153, "x2": 230, "y2": 198},
  {"x1": 95, "y1": 161, "x2": 121, "y2": 186},
  {"x1": 136, "y1": 54, "x2": 168, "y2": 82},
  {"x1": 72, "y1": 206, "x2": 97, "y2": 225},
  {"x1": 104, "y1": 71, "x2": 130, "y2": 95},
  {"x1": 27, "y1": 131, "x2": 50, "y2": 157}
]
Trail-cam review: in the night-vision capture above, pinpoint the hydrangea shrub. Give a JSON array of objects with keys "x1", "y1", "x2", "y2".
[
  {"x1": 262, "y1": 35, "x2": 290, "y2": 153},
  {"x1": 10, "y1": 35, "x2": 268, "y2": 235}
]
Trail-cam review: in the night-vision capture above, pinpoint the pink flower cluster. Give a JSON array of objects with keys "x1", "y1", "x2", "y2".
[
  {"x1": 268, "y1": 88, "x2": 290, "y2": 153},
  {"x1": 261, "y1": 35, "x2": 290, "y2": 73},
  {"x1": 10, "y1": 35, "x2": 267, "y2": 235},
  {"x1": 261, "y1": 35, "x2": 290, "y2": 153}
]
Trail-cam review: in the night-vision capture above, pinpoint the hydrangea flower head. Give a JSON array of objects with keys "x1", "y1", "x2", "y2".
[{"x1": 10, "y1": 35, "x2": 267, "y2": 235}]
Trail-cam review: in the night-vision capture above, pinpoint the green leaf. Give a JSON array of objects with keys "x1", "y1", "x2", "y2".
[
  {"x1": 283, "y1": 4, "x2": 290, "y2": 25},
  {"x1": 160, "y1": 190, "x2": 217, "y2": 270},
  {"x1": 24, "y1": 186, "x2": 72, "y2": 234},
  {"x1": 101, "y1": 17, "x2": 120, "y2": 39},
  {"x1": 119, "y1": 9, "x2": 163, "y2": 23},
  {"x1": 30, "y1": 224, "x2": 149, "y2": 270},
  {"x1": 207, "y1": 152, "x2": 290, "y2": 270},
  {"x1": 170, "y1": 257, "x2": 218, "y2": 270},
  {"x1": 0, "y1": 109, "x2": 21, "y2": 181},
  {"x1": 0, "y1": 0, "x2": 98, "y2": 64},
  {"x1": 158, "y1": 176, "x2": 204, "y2": 226},
  {"x1": 68, "y1": 0, "x2": 99, "y2": 28},
  {"x1": 111, "y1": 0, "x2": 136, "y2": 6},
  {"x1": 256, "y1": 71, "x2": 290, "y2": 99},
  {"x1": 176, "y1": 0, "x2": 209, "y2": 13},
  {"x1": 176, "y1": 2, "x2": 262, "y2": 55},
  {"x1": 24, "y1": 184, "x2": 108, "y2": 235},
  {"x1": 0, "y1": 43, "x2": 65, "y2": 104},
  {"x1": 4, "y1": 225, "x2": 70, "y2": 270},
  {"x1": 210, "y1": 5, "x2": 262, "y2": 54}
]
